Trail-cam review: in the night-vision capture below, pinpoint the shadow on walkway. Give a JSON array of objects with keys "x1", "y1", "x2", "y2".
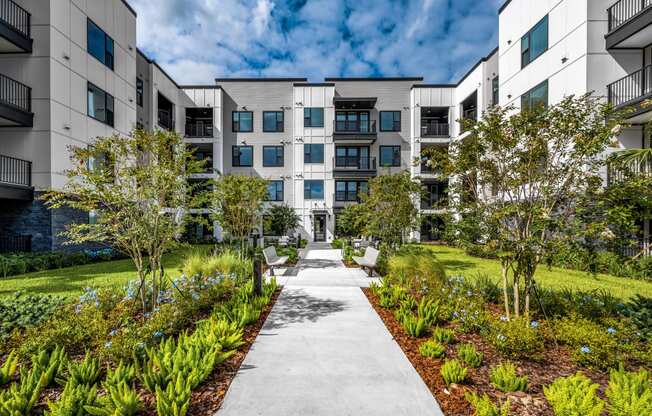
[
  {"x1": 263, "y1": 288, "x2": 348, "y2": 330},
  {"x1": 282, "y1": 258, "x2": 343, "y2": 275}
]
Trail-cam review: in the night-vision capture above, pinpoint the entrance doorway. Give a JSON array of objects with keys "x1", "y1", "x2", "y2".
[{"x1": 313, "y1": 214, "x2": 327, "y2": 242}]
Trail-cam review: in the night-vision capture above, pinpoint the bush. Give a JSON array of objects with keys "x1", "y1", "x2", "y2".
[
  {"x1": 0, "y1": 249, "x2": 122, "y2": 278},
  {"x1": 553, "y1": 315, "x2": 623, "y2": 370},
  {"x1": 490, "y1": 362, "x2": 528, "y2": 393},
  {"x1": 0, "y1": 292, "x2": 64, "y2": 344},
  {"x1": 0, "y1": 366, "x2": 44, "y2": 415},
  {"x1": 155, "y1": 373, "x2": 192, "y2": 416},
  {"x1": 32, "y1": 346, "x2": 67, "y2": 388},
  {"x1": 45, "y1": 382, "x2": 99, "y2": 416},
  {"x1": 419, "y1": 340, "x2": 446, "y2": 359},
  {"x1": 488, "y1": 317, "x2": 545, "y2": 361},
  {"x1": 440, "y1": 359, "x2": 467, "y2": 386},
  {"x1": 65, "y1": 351, "x2": 101, "y2": 387},
  {"x1": 457, "y1": 343, "x2": 483, "y2": 368},
  {"x1": 465, "y1": 392, "x2": 511, "y2": 416},
  {"x1": 605, "y1": 365, "x2": 652, "y2": 416},
  {"x1": 84, "y1": 381, "x2": 141, "y2": 416},
  {"x1": 544, "y1": 373, "x2": 604, "y2": 416},
  {"x1": 627, "y1": 295, "x2": 652, "y2": 341},
  {"x1": 417, "y1": 298, "x2": 440, "y2": 326},
  {"x1": 401, "y1": 314, "x2": 427, "y2": 338},
  {"x1": 433, "y1": 327, "x2": 455, "y2": 344}
]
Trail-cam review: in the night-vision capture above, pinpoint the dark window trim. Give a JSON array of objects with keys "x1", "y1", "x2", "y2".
[
  {"x1": 304, "y1": 143, "x2": 324, "y2": 164},
  {"x1": 87, "y1": 18, "x2": 115, "y2": 71},
  {"x1": 335, "y1": 180, "x2": 368, "y2": 201},
  {"x1": 521, "y1": 15, "x2": 548, "y2": 69},
  {"x1": 379, "y1": 145, "x2": 401, "y2": 167},
  {"x1": 491, "y1": 76, "x2": 499, "y2": 106},
  {"x1": 262, "y1": 111, "x2": 284, "y2": 132},
  {"x1": 87, "y1": 82, "x2": 115, "y2": 127},
  {"x1": 232, "y1": 145, "x2": 253, "y2": 167},
  {"x1": 304, "y1": 107, "x2": 324, "y2": 128},
  {"x1": 263, "y1": 145, "x2": 285, "y2": 167},
  {"x1": 521, "y1": 79, "x2": 549, "y2": 111},
  {"x1": 268, "y1": 180, "x2": 284, "y2": 201},
  {"x1": 304, "y1": 180, "x2": 325, "y2": 200},
  {"x1": 232, "y1": 111, "x2": 254, "y2": 132},
  {"x1": 379, "y1": 111, "x2": 402, "y2": 132},
  {"x1": 136, "y1": 78, "x2": 144, "y2": 107}
]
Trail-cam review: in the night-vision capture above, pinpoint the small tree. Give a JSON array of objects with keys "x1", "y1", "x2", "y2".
[
  {"x1": 209, "y1": 174, "x2": 269, "y2": 251},
  {"x1": 43, "y1": 129, "x2": 205, "y2": 312},
  {"x1": 265, "y1": 204, "x2": 300, "y2": 236},
  {"x1": 336, "y1": 203, "x2": 368, "y2": 238}
]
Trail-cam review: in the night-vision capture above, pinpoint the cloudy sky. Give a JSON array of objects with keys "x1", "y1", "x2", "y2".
[{"x1": 130, "y1": 0, "x2": 503, "y2": 84}]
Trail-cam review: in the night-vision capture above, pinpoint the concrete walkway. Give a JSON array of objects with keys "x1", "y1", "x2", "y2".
[{"x1": 217, "y1": 244, "x2": 444, "y2": 416}]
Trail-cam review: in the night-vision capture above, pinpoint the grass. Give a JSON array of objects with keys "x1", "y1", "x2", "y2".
[
  {"x1": 0, "y1": 245, "x2": 213, "y2": 299},
  {"x1": 423, "y1": 245, "x2": 652, "y2": 300}
]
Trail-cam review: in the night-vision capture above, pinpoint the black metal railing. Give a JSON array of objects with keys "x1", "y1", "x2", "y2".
[
  {"x1": 185, "y1": 122, "x2": 213, "y2": 138},
  {"x1": 334, "y1": 192, "x2": 364, "y2": 203},
  {"x1": 607, "y1": 158, "x2": 652, "y2": 185},
  {"x1": 607, "y1": 65, "x2": 652, "y2": 108},
  {"x1": 0, "y1": 154, "x2": 31, "y2": 187},
  {"x1": 334, "y1": 119, "x2": 377, "y2": 134},
  {"x1": 0, "y1": 0, "x2": 31, "y2": 39},
  {"x1": 334, "y1": 156, "x2": 376, "y2": 170},
  {"x1": 0, "y1": 73, "x2": 31, "y2": 113},
  {"x1": 421, "y1": 121, "x2": 450, "y2": 137},
  {"x1": 0, "y1": 235, "x2": 32, "y2": 253},
  {"x1": 157, "y1": 109, "x2": 174, "y2": 130},
  {"x1": 608, "y1": 0, "x2": 652, "y2": 32},
  {"x1": 621, "y1": 236, "x2": 652, "y2": 258}
]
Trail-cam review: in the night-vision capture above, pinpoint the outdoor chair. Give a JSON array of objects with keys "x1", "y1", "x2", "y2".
[
  {"x1": 263, "y1": 246, "x2": 289, "y2": 276},
  {"x1": 353, "y1": 247, "x2": 380, "y2": 277}
]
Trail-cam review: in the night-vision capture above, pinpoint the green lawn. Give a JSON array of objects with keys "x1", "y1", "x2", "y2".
[
  {"x1": 423, "y1": 245, "x2": 652, "y2": 300},
  {"x1": 0, "y1": 246, "x2": 212, "y2": 299}
]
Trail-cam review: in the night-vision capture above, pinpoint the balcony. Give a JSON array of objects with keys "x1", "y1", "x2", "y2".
[
  {"x1": 607, "y1": 158, "x2": 652, "y2": 185},
  {"x1": 185, "y1": 122, "x2": 213, "y2": 138},
  {"x1": 333, "y1": 191, "x2": 364, "y2": 207},
  {"x1": 0, "y1": 154, "x2": 33, "y2": 200},
  {"x1": 421, "y1": 181, "x2": 448, "y2": 211},
  {"x1": 607, "y1": 65, "x2": 652, "y2": 120},
  {"x1": 606, "y1": 0, "x2": 652, "y2": 49},
  {"x1": 0, "y1": 0, "x2": 32, "y2": 53},
  {"x1": 333, "y1": 119, "x2": 377, "y2": 143},
  {"x1": 0, "y1": 73, "x2": 33, "y2": 127},
  {"x1": 333, "y1": 156, "x2": 377, "y2": 178},
  {"x1": 158, "y1": 109, "x2": 174, "y2": 131},
  {"x1": 421, "y1": 121, "x2": 450, "y2": 138}
]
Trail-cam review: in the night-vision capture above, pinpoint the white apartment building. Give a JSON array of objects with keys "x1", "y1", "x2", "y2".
[{"x1": 0, "y1": 0, "x2": 649, "y2": 251}]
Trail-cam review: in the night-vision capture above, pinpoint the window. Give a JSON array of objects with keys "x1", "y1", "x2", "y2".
[
  {"x1": 335, "y1": 181, "x2": 368, "y2": 201},
  {"x1": 89, "y1": 210, "x2": 98, "y2": 225},
  {"x1": 335, "y1": 146, "x2": 370, "y2": 168},
  {"x1": 521, "y1": 15, "x2": 548, "y2": 68},
  {"x1": 87, "y1": 82, "x2": 114, "y2": 127},
  {"x1": 304, "y1": 108, "x2": 324, "y2": 128},
  {"x1": 267, "y1": 180, "x2": 284, "y2": 201},
  {"x1": 304, "y1": 180, "x2": 324, "y2": 199},
  {"x1": 379, "y1": 146, "x2": 401, "y2": 167},
  {"x1": 232, "y1": 146, "x2": 253, "y2": 167},
  {"x1": 380, "y1": 111, "x2": 401, "y2": 132},
  {"x1": 136, "y1": 78, "x2": 143, "y2": 107},
  {"x1": 87, "y1": 19, "x2": 114, "y2": 70},
  {"x1": 492, "y1": 76, "x2": 499, "y2": 106},
  {"x1": 232, "y1": 111, "x2": 253, "y2": 132},
  {"x1": 521, "y1": 80, "x2": 549, "y2": 111},
  {"x1": 304, "y1": 144, "x2": 324, "y2": 164},
  {"x1": 335, "y1": 111, "x2": 370, "y2": 132},
  {"x1": 263, "y1": 146, "x2": 284, "y2": 167},
  {"x1": 263, "y1": 111, "x2": 284, "y2": 132}
]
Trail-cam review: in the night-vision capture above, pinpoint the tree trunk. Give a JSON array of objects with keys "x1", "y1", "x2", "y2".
[
  {"x1": 501, "y1": 261, "x2": 511, "y2": 320},
  {"x1": 513, "y1": 275, "x2": 520, "y2": 318}
]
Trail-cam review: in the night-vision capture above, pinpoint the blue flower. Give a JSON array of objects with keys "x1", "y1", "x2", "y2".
[
  {"x1": 109, "y1": 329, "x2": 118, "y2": 336},
  {"x1": 144, "y1": 312, "x2": 152, "y2": 319},
  {"x1": 500, "y1": 316, "x2": 509, "y2": 322},
  {"x1": 497, "y1": 334, "x2": 506, "y2": 342},
  {"x1": 530, "y1": 321, "x2": 539, "y2": 329},
  {"x1": 607, "y1": 327, "x2": 616, "y2": 335},
  {"x1": 104, "y1": 341, "x2": 112, "y2": 349},
  {"x1": 136, "y1": 342, "x2": 145, "y2": 349},
  {"x1": 452, "y1": 311, "x2": 459, "y2": 318},
  {"x1": 580, "y1": 346, "x2": 591, "y2": 354},
  {"x1": 153, "y1": 330, "x2": 164, "y2": 338}
]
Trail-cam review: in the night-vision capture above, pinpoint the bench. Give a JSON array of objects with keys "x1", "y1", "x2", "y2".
[
  {"x1": 352, "y1": 247, "x2": 380, "y2": 277},
  {"x1": 263, "y1": 246, "x2": 289, "y2": 276}
]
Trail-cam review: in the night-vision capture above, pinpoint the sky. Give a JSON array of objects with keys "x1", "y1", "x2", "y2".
[{"x1": 130, "y1": 0, "x2": 504, "y2": 85}]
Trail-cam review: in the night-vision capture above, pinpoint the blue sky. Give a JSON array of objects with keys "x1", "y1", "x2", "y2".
[{"x1": 130, "y1": 0, "x2": 503, "y2": 84}]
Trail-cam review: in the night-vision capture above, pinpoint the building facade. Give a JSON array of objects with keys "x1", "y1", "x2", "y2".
[{"x1": 0, "y1": 0, "x2": 649, "y2": 250}]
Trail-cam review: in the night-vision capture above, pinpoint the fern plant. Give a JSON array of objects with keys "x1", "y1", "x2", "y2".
[
  {"x1": 196, "y1": 318, "x2": 245, "y2": 351},
  {"x1": 457, "y1": 344, "x2": 483, "y2": 368},
  {"x1": 0, "y1": 350, "x2": 18, "y2": 386},
  {"x1": 490, "y1": 362, "x2": 528, "y2": 393},
  {"x1": 45, "y1": 381, "x2": 98, "y2": 416},
  {"x1": 32, "y1": 345, "x2": 67, "y2": 388},
  {"x1": 85, "y1": 382, "x2": 141, "y2": 416},
  {"x1": 378, "y1": 294, "x2": 396, "y2": 309},
  {"x1": 417, "y1": 298, "x2": 440, "y2": 326},
  {"x1": 401, "y1": 314, "x2": 427, "y2": 338},
  {"x1": 441, "y1": 359, "x2": 467, "y2": 386},
  {"x1": 400, "y1": 296, "x2": 417, "y2": 312},
  {"x1": 465, "y1": 392, "x2": 511, "y2": 416},
  {"x1": 63, "y1": 351, "x2": 101, "y2": 388},
  {"x1": 433, "y1": 327, "x2": 455, "y2": 344},
  {"x1": 155, "y1": 374, "x2": 192, "y2": 416},
  {"x1": 605, "y1": 365, "x2": 652, "y2": 416},
  {"x1": 544, "y1": 373, "x2": 604, "y2": 416},
  {"x1": 105, "y1": 361, "x2": 135, "y2": 388},
  {"x1": 0, "y1": 367, "x2": 44, "y2": 416},
  {"x1": 419, "y1": 340, "x2": 446, "y2": 359}
]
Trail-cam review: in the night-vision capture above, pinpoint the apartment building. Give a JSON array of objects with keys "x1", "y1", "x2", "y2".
[{"x1": 1, "y1": 0, "x2": 650, "y2": 251}]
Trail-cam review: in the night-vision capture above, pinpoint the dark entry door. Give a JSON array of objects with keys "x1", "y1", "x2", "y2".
[{"x1": 314, "y1": 214, "x2": 327, "y2": 242}]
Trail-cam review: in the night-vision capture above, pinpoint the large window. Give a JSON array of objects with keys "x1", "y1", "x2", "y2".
[
  {"x1": 521, "y1": 80, "x2": 549, "y2": 111},
  {"x1": 267, "y1": 180, "x2": 284, "y2": 201},
  {"x1": 335, "y1": 181, "x2": 368, "y2": 202},
  {"x1": 87, "y1": 82, "x2": 114, "y2": 127},
  {"x1": 136, "y1": 78, "x2": 144, "y2": 107},
  {"x1": 380, "y1": 111, "x2": 401, "y2": 132},
  {"x1": 304, "y1": 108, "x2": 324, "y2": 128},
  {"x1": 379, "y1": 146, "x2": 401, "y2": 167},
  {"x1": 304, "y1": 180, "x2": 324, "y2": 200},
  {"x1": 263, "y1": 146, "x2": 284, "y2": 167},
  {"x1": 232, "y1": 146, "x2": 253, "y2": 167},
  {"x1": 263, "y1": 111, "x2": 284, "y2": 132},
  {"x1": 304, "y1": 144, "x2": 324, "y2": 164},
  {"x1": 521, "y1": 15, "x2": 548, "y2": 68},
  {"x1": 336, "y1": 111, "x2": 369, "y2": 132},
  {"x1": 232, "y1": 111, "x2": 253, "y2": 132},
  {"x1": 335, "y1": 146, "x2": 370, "y2": 169},
  {"x1": 87, "y1": 19, "x2": 114, "y2": 70},
  {"x1": 492, "y1": 76, "x2": 499, "y2": 106}
]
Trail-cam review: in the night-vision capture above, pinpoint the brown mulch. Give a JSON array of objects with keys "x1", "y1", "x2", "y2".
[{"x1": 362, "y1": 288, "x2": 609, "y2": 416}]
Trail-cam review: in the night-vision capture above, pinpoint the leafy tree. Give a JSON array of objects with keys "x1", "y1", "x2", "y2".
[
  {"x1": 209, "y1": 174, "x2": 269, "y2": 251},
  {"x1": 432, "y1": 95, "x2": 622, "y2": 319},
  {"x1": 335, "y1": 203, "x2": 368, "y2": 238},
  {"x1": 42, "y1": 129, "x2": 205, "y2": 312},
  {"x1": 264, "y1": 204, "x2": 300, "y2": 236}
]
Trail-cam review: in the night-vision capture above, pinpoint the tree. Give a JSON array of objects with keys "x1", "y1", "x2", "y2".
[
  {"x1": 42, "y1": 129, "x2": 205, "y2": 312},
  {"x1": 361, "y1": 171, "x2": 422, "y2": 247},
  {"x1": 335, "y1": 203, "x2": 368, "y2": 238},
  {"x1": 209, "y1": 174, "x2": 269, "y2": 251},
  {"x1": 434, "y1": 95, "x2": 621, "y2": 320},
  {"x1": 265, "y1": 204, "x2": 300, "y2": 236}
]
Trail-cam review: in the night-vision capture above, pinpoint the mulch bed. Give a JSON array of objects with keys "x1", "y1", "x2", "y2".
[{"x1": 363, "y1": 289, "x2": 609, "y2": 416}]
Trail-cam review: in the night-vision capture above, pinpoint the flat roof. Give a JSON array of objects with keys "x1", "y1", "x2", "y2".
[
  {"x1": 325, "y1": 77, "x2": 424, "y2": 82},
  {"x1": 180, "y1": 85, "x2": 221, "y2": 90},
  {"x1": 215, "y1": 77, "x2": 308, "y2": 82},
  {"x1": 499, "y1": 0, "x2": 512, "y2": 14}
]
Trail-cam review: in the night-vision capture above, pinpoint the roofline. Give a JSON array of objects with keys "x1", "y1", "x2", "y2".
[
  {"x1": 294, "y1": 83, "x2": 335, "y2": 87},
  {"x1": 121, "y1": 0, "x2": 137, "y2": 17},
  {"x1": 137, "y1": 48, "x2": 182, "y2": 89},
  {"x1": 215, "y1": 77, "x2": 308, "y2": 82},
  {"x1": 455, "y1": 46, "x2": 499, "y2": 86},
  {"x1": 499, "y1": 0, "x2": 512, "y2": 14},
  {"x1": 411, "y1": 84, "x2": 456, "y2": 89},
  {"x1": 180, "y1": 85, "x2": 221, "y2": 90},
  {"x1": 324, "y1": 77, "x2": 424, "y2": 82}
]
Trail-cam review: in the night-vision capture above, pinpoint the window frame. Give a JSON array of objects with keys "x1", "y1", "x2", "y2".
[
  {"x1": 136, "y1": 78, "x2": 144, "y2": 107},
  {"x1": 304, "y1": 180, "x2": 324, "y2": 200},
  {"x1": 304, "y1": 143, "x2": 324, "y2": 164},
  {"x1": 379, "y1": 145, "x2": 401, "y2": 167},
  {"x1": 87, "y1": 82, "x2": 115, "y2": 127},
  {"x1": 379, "y1": 111, "x2": 401, "y2": 132},
  {"x1": 263, "y1": 145, "x2": 284, "y2": 167},
  {"x1": 521, "y1": 15, "x2": 548, "y2": 68},
  {"x1": 304, "y1": 108, "x2": 324, "y2": 128},
  {"x1": 232, "y1": 111, "x2": 254, "y2": 133},
  {"x1": 263, "y1": 111, "x2": 284, "y2": 132},
  {"x1": 87, "y1": 18, "x2": 114, "y2": 70},
  {"x1": 335, "y1": 180, "x2": 368, "y2": 202},
  {"x1": 492, "y1": 76, "x2": 499, "y2": 106},
  {"x1": 267, "y1": 180, "x2": 284, "y2": 202},
  {"x1": 521, "y1": 80, "x2": 549, "y2": 111},
  {"x1": 232, "y1": 145, "x2": 254, "y2": 167}
]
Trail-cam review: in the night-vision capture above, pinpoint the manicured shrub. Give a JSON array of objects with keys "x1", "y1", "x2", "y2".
[
  {"x1": 465, "y1": 392, "x2": 511, "y2": 416},
  {"x1": 433, "y1": 327, "x2": 455, "y2": 344},
  {"x1": 441, "y1": 359, "x2": 467, "y2": 386},
  {"x1": 0, "y1": 350, "x2": 18, "y2": 386},
  {"x1": 605, "y1": 365, "x2": 652, "y2": 416},
  {"x1": 543, "y1": 373, "x2": 604, "y2": 416},
  {"x1": 488, "y1": 317, "x2": 544, "y2": 361},
  {"x1": 0, "y1": 249, "x2": 122, "y2": 278},
  {"x1": 553, "y1": 315, "x2": 623, "y2": 370},
  {"x1": 490, "y1": 362, "x2": 528, "y2": 393},
  {"x1": 457, "y1": 343, "x2": 483, "y2": 368},
  {"x1": 0, "y1": 291, "x2": 64, "y2": 344},
  {"x1": 401, "y1": 314, "x2": 427, "y2": 338},
  {"x1": 419, "y1": 340, "x2": 446, "y2": 359}
]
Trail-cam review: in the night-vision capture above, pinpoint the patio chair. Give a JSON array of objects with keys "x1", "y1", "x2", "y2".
[
  {"x1": 353, "y1": 247, "x2": 380, "y2": 277},
  {"x1": 263, "y1": 246, "x2": 289, "y2": 276}
]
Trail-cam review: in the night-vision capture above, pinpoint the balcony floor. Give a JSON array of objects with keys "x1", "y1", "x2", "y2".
[{"x1": 0, "y1": 22, "x2": 32, "y2": 53}]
